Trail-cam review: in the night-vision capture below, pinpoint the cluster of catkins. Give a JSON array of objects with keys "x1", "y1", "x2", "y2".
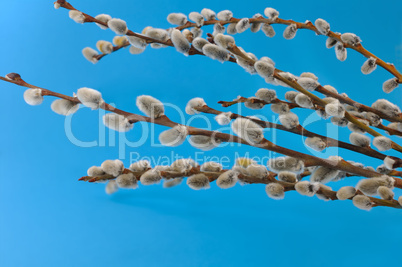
[
  {"x1": 21, "y1": 3, "x2": 399, "y2": 211},
  {"x1": 238, "y1": 74, "x2": 399, "y2": 153},
  {"x1": 66, "y1": 5, "x2": 400, "y2": 94},
  {"x1": 88, "y1": 156, "x2": 402, "y2": 211}
]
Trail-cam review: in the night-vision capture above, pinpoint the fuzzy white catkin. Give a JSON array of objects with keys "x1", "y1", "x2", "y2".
[
  {"x1": 101, "y1": 160, "x2": 124, "y2": 177},
  {"x1": 129, "y1": 46, "x2": 145, "y2": 55},
  {"x1": 384, "y1": 156, "x2": 396, "y2": 170},
  {"x1": 54, "y1": 2, "x2": 60, "y2": 9},
  {"x1": 365, "y1": 112, "x2": 381, "y2": 126},
  {"x1": 279, "y1": 112, "x2": 299, "y2": 129},
  {"x1": 116, "y1": 173, "x2": 137, "y2": 189},
  {"x1": 217, "y1": 10, "x2": 233, "y2": 21},
  {"x1": 254, "y1": 61, "x2": 275, "y2": 79},
  {"x1": 305, "y1": 137, "x2": 326, "y2": 152},
  {"x1": 283, "y1": 24, "x2": 297, "y2": 40},
  {"x1": 336, "y1": 186, "x2": 356, "y2": 200},
  {"x1": 189, "y1": 135, "x2": 221, "y2": 151},
  {"x1": 382, "y1": 78, "x2": 399, "y2": 94},
  {"x1": 159, "y1": 125, "x2": 188, "y2": 147},
  {"x1": 200, "y1": 162, "x2": 223, "y2": 172},
  {"x1": 51, "y1": 99, "x2": 79, "y2": 115},
  {"x1": 107, "y1": 18, "x2": 128, "y2": 35},
  {"x1": 250, "y1": 14, "x2": 263, "y2": 33},
  {"x1": 331, "y1": 117, "x2": 348, "y2": 127},
  {"x1": 352, "y1": 195, "x2": 372, "y2": 211},
  {"x1": 236, "y1": 18, "x2": 250, "y2": 33},
  {"x1": 95, "y1": 14, "x2": 112, "y2": 29},
  {"x1": 189, "y1": 12, "x2": 204, "y2": 26},
  {"x1": 295, "y1": 94, "x2": 313, "y2": 108},
  {"x1": 361, "y1": 57, "x2": 377, "y2": 75},
  {"x1": 398, "y1": 196, "x2": 402, "y2": 206},
  {"x1": 136, "y1": 95, "x2": 164, "y2": 118},
  {"x1": 171, "y1": 29, "x2": 190, "y2": 55},
  {"x1": 192, "y1": 38, "x2": 210, "y2": 52},
  {"x1": 314, "y1": 18, "x2": 330, "y2": 35},
  {"x1": 227, "y1": 23, "x2": 238, "y2": 34},
  {"x1": 246, "y1": 164, "x2": 268, "y2": 179},
  {"x1": 187, "y1": 174, "x2": 210, "y2": 190},
  {"x1": 297, "y1": 77, "x2": 319, "y2": 91},
  {"x1": 23, "y1": 89, "x2": 43, "y2": 106},
  {"x1": 69, "y1": 10, "x2": 85, "y2": 23},
  {"x1": 87, "y1": 166, "x2": 106, "y2": 177},
  {"x1": 140, "y1": 169, "x2": 162, "y2": 185},
  {"x1": 285, "y1": 91, "x2": 298, "y2": 103},
  {"x1": 255, "y1": 88, "x2": 276, "y2": 103},
  {"x1": 300, "y1": 72, "x2": 318, "y2": 81},
  {"x1": 372, "y1": 99, "x2": 401, "y2": 117},
  {"x1": 341, "y1": 33, "x2": 361, "y2": 46},
  {"x1": 377, "y1": 186, "x2": 394, "y2": 200},
  {"x1": 323, "y1": 85, "x2": 338, "y2": 94},
  {"x1": 202, "y1": 44, "x2": 230, "y2": 63},
  {"x1": 128, "y1": 36, "x2": 147, "y2": 49},
  {"x1": 185, "y1": 97, "x2": 206, "y2": 115},
  {"x1": 373, "y1": 136, "x2": 392, "y2": 151},
  {"x1": 349, "y1": 132, "x2": 370, "y2": 147},
  {"x1": 167, "y1": 13, "x2": 187, "y2": 26},
  {"x1": 213, "y1": 23, "x2": 226, "y2": 36},
  {"x1": 335, "y1": 42, "x2": 347, "y2": 61},
  {"x1": 76, "y1": 87, "x2": 103, "y2": 110},
  {"x1": 103, "y1": 113, "x2": 133, "y2": 132},
  {"x1": 271, "y1": 103, "x2": 290, "y2": 114},
  {"x1": 163, "y1": 178, "x2": 183, "y2": 188},
  {"x1": 277, "y1": 171, "x2": 297, "y2": 183},
  {"x1": 356, "y1": 176, "x2": 394, "y2": 195},
  {"x1": 105, "y1": 180, "x2": 119, "y2": 194},
  {"x1": 232, "y1": 118, "x2": 264, "y2": 144},
  {"x1": 201, "y1": 8, "x2": 216, "y2": 20},
  {"x1": 146, "y1": 29, "x2": 169, "y2": 48},
  {"x1": 245, "y1": 98, "x2": 264, "y2": 110},
  {"x1": 215, "y1": 112, "x2": 232, "y2": 125},
  {"x1": 261, "y1": 23, "x2": 275, "y2": 37},
  {"x1": 265, "y1": 183, "x2": 285, "y2": 200},
  {"x1": 326, "y1": 36, "x2": 337, "y2": 48},
  {"x1": 295, "y1": 181, "x2": 320, "y2": 197},
  {"x1": 113, "y1": 36, "x2": 127, "y2": 47},
  {"x1": 325, "y1": 102, "x2": 345, "y2": 117},
  {"x1": 377, "y1": 164, "x2": 391, "y2": 175},
  {"x1": 216, "y1": 170, "x2": 238, "y2": 189},
  {"x1": 264, "y1": 8, "x2": 279, "y2": 20},
  {"x1": 191, "y1": 28, "x2": 203, "y2": 38},
  {"x1": 96, "y1": 40, "x2": 113, "y2": 54},
  {"x1": 268, "y1": 157, "x2": 304, "y2": 174},
  {"x1": 82, "y1": 47, "x2": 99, "y2": 64},
  {"x1": 129, "y1": 160, "x2": 150, "y2": 172},
  {"x1": 310, "y1": 166, "x2": 339, "y2": 184},
  {"x1": 260, "y1": 57, "x2": 275, "y2": 66},
  {"x1": 214, "y1": 34, "x2": 235, "y2": 49}
]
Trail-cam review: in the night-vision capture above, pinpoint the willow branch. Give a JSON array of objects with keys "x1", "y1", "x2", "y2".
[
  {"x1": 195, "y1": 105, "x2": 397, "y2": 164},
  {"x1": 80, "y1": 165, "x2": 401, "y2": 209},
  {"x1": 4, "y1": 74, "x2": 402, "y2": 189}
]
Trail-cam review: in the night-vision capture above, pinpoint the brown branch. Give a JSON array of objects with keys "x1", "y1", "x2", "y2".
[
  {"x1": 80, "y1": 164, "x2": 401, "y2": 209},
  {"x1": 196, "y1": 105, "x2": 398, "y2": 164},
  {"x1": 3, "y1": 74, "x2": 402, "y2": 188}
]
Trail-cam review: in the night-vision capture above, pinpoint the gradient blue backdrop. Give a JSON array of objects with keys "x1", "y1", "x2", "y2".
[{"x1": 1, "y1": 0, "x2": 401, "y2": 266}]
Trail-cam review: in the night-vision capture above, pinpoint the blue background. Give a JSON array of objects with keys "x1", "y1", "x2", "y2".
[{"x1": 1, "y1": 0, "x2": 401, "y2": 266}]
